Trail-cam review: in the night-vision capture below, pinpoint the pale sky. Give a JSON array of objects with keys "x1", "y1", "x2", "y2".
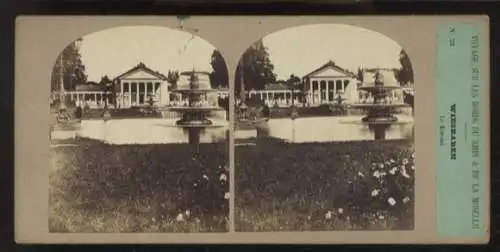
[
  {"x1": 77, "y1": 26, "x2": 216, "y2": 82},
  {"x1": 262, "y1": 24, "x2": 404, "y2": 80}
]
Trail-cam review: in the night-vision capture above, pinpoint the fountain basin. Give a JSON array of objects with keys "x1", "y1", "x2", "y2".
[
  {"x1": 361, "y1": 116, "x2": 398, "y2": 123},
  {"x1": 63, "y1": 118, "x2": 228, "y2": 145},
  {"x1": 349, "y1": 103, "x2": 409, "y2": 108},
  {"x1": 176, "y1": 118, "x2": 214, "y2": 127},
  {"x1": 234, "y1": 116, "x2": 414, "y2": 143},
  {"x1": 171, "y1": 89, "x2": 219, "y2": 95},
  {"x1": 167, "y1": 106, "x2": 225, "y2": 112}
]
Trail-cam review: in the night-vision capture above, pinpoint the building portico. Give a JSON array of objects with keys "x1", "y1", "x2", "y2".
[
  {"x1": 113, "y1": 63, "x2": 170, "y2": 108},
  {"x1": 302, "y1": 61, "x2": 358, "y2": 106}
]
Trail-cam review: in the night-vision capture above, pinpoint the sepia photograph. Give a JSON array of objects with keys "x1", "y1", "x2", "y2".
[
  {"x1": 234, "y1": 24, "x2": 416, "y2": 231},
  {"x1": 48, "y1": 25, "x2": 230, "y2": 233}
]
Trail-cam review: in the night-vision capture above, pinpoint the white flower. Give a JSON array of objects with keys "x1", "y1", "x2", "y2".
[
  {"x1": 338, "y1": 208, "x2": 344, "y2": 214},
  {"x1": 357, "y1": 171, "x2": 364, "y2": 178},
  {"x1": 411, "y1": 165, "x2": 415, "y2": 170},
  {"x1": 380, "y1": 172, "x2": 387, "y2": 177},
  {"x1": 220, "y1": 173, "x2": 227, "y2": 182},
  {"x1": 378, "y1": 163, "x2": 384, "y2": 169},
  {"x1": 325, "y1": 211, "x2": 333, "y2": 220},
  {"x1": 185, "y1": 210, "x2": 191, "y2": 217},
  {"x1": 389, "y1": 168, "x2": 397, "y2": 175},
  {"x1": 176, "y1": 213, "x2": 185, "y2": 222},
  {"x1": 411, "y1": 153, "x2": 415, "y2": 159},
  {"x1": 403, "y1": 197, "x2": 410, "y2": 204},
  {"x1": 224, "y1": 192, "x2": 230, "y2": 200},
  {"x1": 193, "y1": 183, "x2": 198, "y2": 187},
  {"x1": 401, "y1": 169, "x2": 411, "y2": 179},
  {"x1": 202, "y1": 174, "x2": 209, "y2": 180},
  {"x1": 373, "y1": 171, "x2": 381, "y2": 178},
  {"x1": 387, "y1": 197, "x2": 397, "y2": 206},
  {"x1": 371, "y1": 189, "x2": 380, "y2": 197},
  {"x1": 402, "y1": 159, "x2": 409, "y2": 165},
  {"x1": 378, "y1": 214, "x2": 385, "y2": 220},
  {"x1": 390, "y1": 159, "x2": 396, "y2": 163}
]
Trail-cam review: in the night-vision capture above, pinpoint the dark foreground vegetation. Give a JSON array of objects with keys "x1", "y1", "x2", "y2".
[
  {"x1": 235, "y1": 139, "x2": 415, "y2": 231},
  {"x1": 50, "y1": 138, "x2": 229, "y2": 233}
]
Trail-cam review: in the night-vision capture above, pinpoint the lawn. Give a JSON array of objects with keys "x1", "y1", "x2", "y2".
[
  {"x1": 235, "y1": 139, "x2": 415, "y2": 232},
  {"x1": 49, "y1": 138, "x2": 229, "y2": 233}
]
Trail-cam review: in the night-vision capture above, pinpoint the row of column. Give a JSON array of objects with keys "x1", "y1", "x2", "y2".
[
  {"x1": 308, "y1": 78, "x2": 350, "y2": 104},
  {"x1": 119, "y1": 81, "x2": 160, "y2": 107},
  {"x1": 66, "y1": 91, "x2": 111, "y2": 105},
  {"x1": 248, "y1": 90, "x2": 299, "y2": 100}
]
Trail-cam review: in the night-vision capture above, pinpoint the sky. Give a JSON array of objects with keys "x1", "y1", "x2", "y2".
[
  {"x1": 261, "y1": 24, "x2": 405, "y2": 80},
  {"x1": 76, "y1": 26, "x2": 216, "y2": 82}
]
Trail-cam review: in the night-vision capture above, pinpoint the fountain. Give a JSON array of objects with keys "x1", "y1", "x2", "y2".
[
  {"x1": 350, "y1": 69, "x2": 411, "y2": 140},
  {"x1": 165, "y1": 70, "x2": 226, "y2": 144}
]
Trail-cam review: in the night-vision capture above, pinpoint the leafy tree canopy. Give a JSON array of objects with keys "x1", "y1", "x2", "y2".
[
  {"x1": 235, "y1": 39, "x2": 277, "y2": 96},
  {"x1": 285, "y1": 74, "x2": 302, "y2": 90},
  {"x1": 167, "y1": 70, "x2": 180, "y2": 88},
  {"x1": 51, "y1": 38, "x2": 87, "y2": 91},
  {"x1": 395, "y1": 49, "x2": 414, "y2": 86},
  {"x1": 99, "y1": 75, "x2": 112, "y2": 86},
  {"x1": 210, "y1": 50, "x2": 229, "y2": 89}
]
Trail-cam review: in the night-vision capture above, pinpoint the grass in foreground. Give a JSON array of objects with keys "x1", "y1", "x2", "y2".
[
  {"x1": 235, "y1": 139, "x2": 415, "y2": 231},
  {"x1": 50, "y1": 138, "x2": 229, "y2": 233}
]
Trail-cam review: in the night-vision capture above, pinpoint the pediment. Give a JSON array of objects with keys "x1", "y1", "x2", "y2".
[
  {"x1": 120, "y1": 68, "x2": 163, "y2": 80},
  {"x1": 310, "y1": 66, "x2": 350, "y2": 78}
]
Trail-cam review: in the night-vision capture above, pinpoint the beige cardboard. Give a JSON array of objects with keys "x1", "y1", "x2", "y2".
[{"x1": 15, "y1": 15, "x2": 490, "y2": 244}]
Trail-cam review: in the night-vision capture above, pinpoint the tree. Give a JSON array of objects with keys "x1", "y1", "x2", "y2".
[
  {"x1": 99, "y1": 75, "x2": 113, "y2": 108},
  {"x1": 357, "y1": 67, "x2": 364, "y2": 83},
  {"x1": 99, "y1": 75, "x2": 112, "y2": 86},
  {"x1": 286, "y1": 74, "x2": 302, "y2": 105},
  {"x1": 209, "y1": 50, "x2": 229, "y2": 89},
  {"x1": 167, "y1": 70, "x2": 180, "y2": 89},
  {"x1": 51, "y1": 38, "x2": 87, "y2": 92},
  {"x1": 235, "y1": 39, "x2": 277, "y2": 97},
  {"x1": 395, "y1": 49, "x2": 414, "y2": 86}
]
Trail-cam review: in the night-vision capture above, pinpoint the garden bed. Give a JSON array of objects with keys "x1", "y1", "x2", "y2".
[
  {"x1": 49, "y1": 138, "x2": 229, "y2": 233},
  {"x1": 235, "y1": 139, "x2": 415, "y2": 231}
]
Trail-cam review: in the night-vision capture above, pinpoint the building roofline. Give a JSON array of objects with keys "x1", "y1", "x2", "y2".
[
  {"x1": 302, "y1": 60, "x2": 356, "y2": 79},
  {"x1": 113, "y1": 62, "x2": 168, "y2": 81}
]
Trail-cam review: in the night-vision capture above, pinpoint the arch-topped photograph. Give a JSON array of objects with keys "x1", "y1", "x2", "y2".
[
  {"x1": 49, "y1": 26, "x2": 230, "y2": 233},
  {"x1": 234, "y1": 24, "x2": 416, "y2": 231}
]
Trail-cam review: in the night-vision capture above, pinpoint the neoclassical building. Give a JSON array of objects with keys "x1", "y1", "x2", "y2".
[
  {"x1": 59, "y1": 63, "x2": 229, "y2": 109},
  {"x1": 243, "y1": 61, "x2": 408, "y2": 107},
  {"x1": 302, "y1": 61, "x2": 358, "y2": 105},
  {"x1": 113, "y1": 62, "x2": 170, "y2": 108},
  {"x1": 244, "y1": 61, "x2": 359, "y2": 107}
]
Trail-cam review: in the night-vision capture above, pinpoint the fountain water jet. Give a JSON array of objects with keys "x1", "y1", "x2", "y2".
[
  {"x1": 350, "y1": 69, "x2": 411, "y2": 140},
  {"x1": 163, "y1": 70, "x2": 226, "y2": 145}
]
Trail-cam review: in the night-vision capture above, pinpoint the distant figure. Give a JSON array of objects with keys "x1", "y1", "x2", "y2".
[
  {"x1": 75, "y1": 106, "x2": 83, "y2": 119},
  {"x1": 262, "y1": 104, "x2": 270, "y2": 118},
  {"x1": 403, "y1": 91, "x2": 415, "y2": 116}
]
